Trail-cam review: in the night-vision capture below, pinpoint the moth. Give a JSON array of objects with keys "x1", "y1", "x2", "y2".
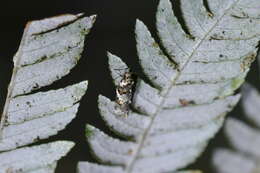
[{"x1": 115, "y1": 70, "x2": 136, "y2": 117}]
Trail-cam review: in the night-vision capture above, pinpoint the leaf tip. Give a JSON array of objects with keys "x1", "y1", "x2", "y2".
[
  {"x1": 107, "y1": 51, "x2": 116, "y2": 65},
  {"x1": 98, "y1": 94, "x2": 106, "y2": 102},
  {"x1": 51, "y1": 141, "x2": 75, "y2": 155},
  {"x1": 58, "y1": 140, "x2": 75, "y2": 149},
  {"x1": 79, "y1": 80, "x2": 89, "y2": 89},
  {"x1": 72, "y1": 80, "x2": 88, "y2": 99},
  {"x1": 231, "y1": 77, "x2": 245, "y2": 90},
  {"x1": 89, "y1": 14, "x2": 97, "y2": 24},
  {"x1": 75, "y1": 13, "x2": 85, "y2": 18},
  {"x1": 135, "y1": 19, "x2": 146, "y2": 32},
  {"x1": 85, "y1": 124, "x2": 95, "y2": 138}
]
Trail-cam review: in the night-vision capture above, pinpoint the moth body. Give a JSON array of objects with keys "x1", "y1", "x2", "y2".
[{"x1": 115, "y1": 71, "x2": 136, "y2": 116}]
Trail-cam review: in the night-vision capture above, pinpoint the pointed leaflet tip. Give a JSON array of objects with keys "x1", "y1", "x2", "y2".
[
  {"x1": 85, "y1": 124, "x2": 95, "y2": 138},
  {"x1": 72, "y1": 80, "x2": 88, "y2": 100},
  {"x1": 107, "y1": 52, "x2": 129, "y2": 86},
  {"x1": 157, "y1": 0, "x2": 172, "y2": 12},
  {"x1": 26, "y1": 13, "x2": 95, "y2": 36},
  {"x1": 89, "y1": 14, "x2": 97, "y2": 24},
  {"x1": 135, "y1": 19, "x2": 147, "y2": 34},
  {"x1": 52, "y1": 140, "x2": 75, "y2": 152},
  {"x1": 107, "y1": 52, "x2": 128, "y2": 70}
]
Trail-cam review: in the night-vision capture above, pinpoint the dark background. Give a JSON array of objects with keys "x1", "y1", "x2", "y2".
[{"x1": 0, "y1": 0, "x2": 259, "y2": 172}]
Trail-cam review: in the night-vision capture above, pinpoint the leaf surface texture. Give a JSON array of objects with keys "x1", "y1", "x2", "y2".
[
  {"x1": 79, "y1": 0, "x2": 260, "y2": 172},
  {"x1": 0, "y1": 13, "x2": 95, "y2": 172}
]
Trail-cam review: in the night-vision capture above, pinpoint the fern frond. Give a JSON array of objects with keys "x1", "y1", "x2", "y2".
[
  {"x1": 79, "y1": 0, "x2": 260, "y2": 172},
  {"x1": 0, "y1": 13, "x2": 96, "y2": 172},
  {"x1": 212, "y1": 83, "x2": 260, "y2": 173}
]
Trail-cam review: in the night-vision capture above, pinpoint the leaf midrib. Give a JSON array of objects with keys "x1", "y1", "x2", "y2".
[{"x1": 126, "y1": 0, "x2": 240, "y2": 172}]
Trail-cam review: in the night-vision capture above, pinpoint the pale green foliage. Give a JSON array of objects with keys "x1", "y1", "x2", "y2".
[
  {"x1": 78, "y1": 0, "x2": 260, "y2": 172},
  {"x1": 0, "y1": 14, "x2": 95, "y2": 172}
]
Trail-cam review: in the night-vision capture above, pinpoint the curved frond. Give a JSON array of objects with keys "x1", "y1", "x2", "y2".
[
  {"x1": 80, "y1": 0, "x2": 260, "y2": 172},
  {"x1": 0, "y1": 13, "x2": 96, "y2": 172}
]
